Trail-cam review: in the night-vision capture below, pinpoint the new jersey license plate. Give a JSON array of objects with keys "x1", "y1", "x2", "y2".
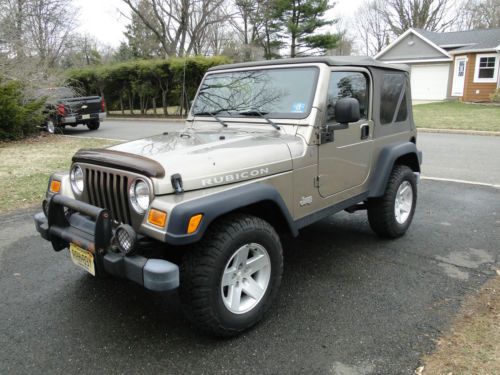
[
  {"x1": 69, "y1": 243, "x2": 95, "y2": 276},
  {"x1": 81, "y1": 114, "x2": 91, "y2": 120}
]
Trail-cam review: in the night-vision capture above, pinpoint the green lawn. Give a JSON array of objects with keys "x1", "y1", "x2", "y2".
[
  {"x1": 0, "y1": 135, "x2": 117, "y2": 213},
  {"x1": 413, "y1": 101, "x2": 500, "y2": 132}
]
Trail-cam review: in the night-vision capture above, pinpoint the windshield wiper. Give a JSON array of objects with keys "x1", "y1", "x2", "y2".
[
  {"x1": 193, "y1": 109, "x2": 229, "y2": 127},
  {"x1": 237, "y1": 109, "x2": 280, "y2": 130}
]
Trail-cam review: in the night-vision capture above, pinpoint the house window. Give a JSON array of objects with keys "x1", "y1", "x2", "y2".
[{"x1": 474, "y1": 54, "x2": 499, "y2": 83}]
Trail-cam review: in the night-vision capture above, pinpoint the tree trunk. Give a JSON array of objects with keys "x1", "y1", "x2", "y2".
[
  {"x1": 120, "y1": 95, "x2": 124, "y2": 115},
  {"x1": 128, "y1": 93, "x2": 134, "y2": 115},
  {"x1": 162, "y1": 91, "x2": 168, "y2": 117}
]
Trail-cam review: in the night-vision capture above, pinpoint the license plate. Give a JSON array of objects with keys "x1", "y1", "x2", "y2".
[
  {"x1": 81, "y1": 114, "x2": 91, "y2": 120},
  {"x1": 70, "y1": 243, "x2": 95, "y2": 276}
]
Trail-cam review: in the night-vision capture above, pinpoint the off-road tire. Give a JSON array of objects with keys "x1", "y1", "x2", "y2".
[
  {"x1": 87, "y1": 121, "x2": 100, "y2": 131},
  {"x1": 367, "y1": 165, "x2": 417, "y2": 238},
  {"x1": 179, "y1": 213, "x2": 283, "y2": 337}
]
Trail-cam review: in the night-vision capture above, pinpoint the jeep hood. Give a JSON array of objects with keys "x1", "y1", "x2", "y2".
[{"x1": 103, "y1": 129, "x2": 301, "y2": 194}]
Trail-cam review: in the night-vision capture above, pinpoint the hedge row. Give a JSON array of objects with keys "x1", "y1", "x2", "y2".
[{"x1": 66, "y1": 56, "x2": 232, "y2": 116}]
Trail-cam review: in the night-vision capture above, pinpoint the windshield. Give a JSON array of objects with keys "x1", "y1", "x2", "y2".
[{"x1": 192, "y1": 67, "x2": 319, "y2": 119}]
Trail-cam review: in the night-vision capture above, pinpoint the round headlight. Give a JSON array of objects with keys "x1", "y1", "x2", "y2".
[
  {"x1": 129, "y1": 179, "x2": 150, "y2": 213},
  {"x1": 70, "y1": 165, "x2": 84, "y2": 194}
]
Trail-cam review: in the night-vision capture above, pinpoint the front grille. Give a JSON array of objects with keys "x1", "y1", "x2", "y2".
[{"x1": 84, "y1": 168, "x2": 131, "y2": 224}]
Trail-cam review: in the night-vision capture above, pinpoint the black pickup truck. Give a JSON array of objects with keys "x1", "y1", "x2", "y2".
[{"x1": 38, "y1": 87, "x2": 106, "y2": 133}]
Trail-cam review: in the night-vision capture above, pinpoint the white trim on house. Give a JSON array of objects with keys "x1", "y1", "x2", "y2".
[
  {"x1": 374, "y1": 28, "x2": 452, "y2": 60},
  {"x1": 380, "y1": 58, "x2": 452, "y2": 64},
  {"x1": 473, "y1": 53, "x2": 500, "y2": 83},
  {"x1": 450, "y1": 48, "x2": 499, "y2": 54},
  {"x1": 440, "y1": 43, "x2": 474, "y2": 48}
]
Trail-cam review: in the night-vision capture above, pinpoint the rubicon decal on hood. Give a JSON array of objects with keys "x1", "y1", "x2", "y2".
[{"x1": 201, "y1": 168, "x2": 270, "y2": 187}]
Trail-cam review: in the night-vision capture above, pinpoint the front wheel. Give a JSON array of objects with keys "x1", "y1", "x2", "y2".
[
  {"x1": 179, "y1": 214, "x2": 283, "y2": 337},
  {"x1": 367, "y1": 165, "x2": 417, "y2": 238}
]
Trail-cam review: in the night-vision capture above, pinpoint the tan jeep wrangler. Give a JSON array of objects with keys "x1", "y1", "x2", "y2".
[{"x1": 34, "y1": 56, "x2": 422, "y2": 337}]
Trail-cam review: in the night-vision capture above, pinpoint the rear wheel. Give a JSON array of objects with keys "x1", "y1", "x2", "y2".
[
  {"x1": 87, "y1": 121, "x2": 100, "y2": 131},
  {"x1": 367, "y1": 165, "x2": 417, "y2": 238},
  {"x1": 179, "y1": 214, "x2": 283, "y2": 337},
  {"x1": 46, "y1": 120, "x2": 55, "y2": 134}
]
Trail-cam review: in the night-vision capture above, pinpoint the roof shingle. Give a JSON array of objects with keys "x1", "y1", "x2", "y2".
[{"x1": 413, "y1": 28, "x2": 500, "y2": 52}]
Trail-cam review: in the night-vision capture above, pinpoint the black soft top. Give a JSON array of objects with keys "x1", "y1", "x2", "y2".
[{"x1": 208, "y1": 56, "x2": 409, "y2": 73}]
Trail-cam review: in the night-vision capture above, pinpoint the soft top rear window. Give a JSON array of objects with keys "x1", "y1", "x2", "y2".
[{"x1": 380, "y1": 73, "x2": 407, "y2": 125}]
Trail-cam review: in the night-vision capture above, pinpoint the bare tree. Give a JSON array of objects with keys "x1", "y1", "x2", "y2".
[
  {"x1": 0, "y1": 0, "x2": 29, "y2": 60},
  {"x1": 455, "y1": 0, "x2": 500, "y2": 30},
  {"x1": 186, "y1": 0, "x2": 232, "y2": 55},
  {"x1": 191, "y1": 7, "x2": 233, "y2": 55},
  {"x1": 353, "y1": 0, "x2": 390, "y2": 56},
  {"x1": 121, "y1": 0, "x2": 230, "y2": 57},
  {"x1": 26, "y1": 0, "x2": 78, "y2": 68},
  {"x1": 230, "y1": 0, "x2": 282, "y2": 60},
  {"x1": 0, "y1": 0, "x2": 77, "y2": 84},
  {"x1": 380, "y1": 0, "x2": 455, "y2": 36}
]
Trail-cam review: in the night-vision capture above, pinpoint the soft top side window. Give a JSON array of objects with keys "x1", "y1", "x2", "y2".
[
  {"x1": 380, "y1": 73, "x2": 408, "y2": 125},
  {"x1": 326, "y1": 71, "x2": 368, "y2": 123}
]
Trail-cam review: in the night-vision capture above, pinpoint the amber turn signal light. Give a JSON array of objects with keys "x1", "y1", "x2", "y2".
[
  {"x1": 49, "y1": 179, "x2": 61, "y2": 193},
  {"x1": 148, "y1": 209, "x2": 167, "y2": 227},
  {"x1": 187, "y1": 214, "x2": 203, "y2": 234}
]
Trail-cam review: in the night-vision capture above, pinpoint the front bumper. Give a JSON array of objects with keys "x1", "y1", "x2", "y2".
[{"x1": 34, "y1": 194, "x2": 179, "y2": 291}]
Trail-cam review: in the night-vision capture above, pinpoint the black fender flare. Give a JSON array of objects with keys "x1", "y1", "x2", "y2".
[
  {"x1": 164, "y1": 183, "x2": 298, "y2": 245},
  {"x1": 368, "y1": 142, "x2": 422, "y2": 198}
]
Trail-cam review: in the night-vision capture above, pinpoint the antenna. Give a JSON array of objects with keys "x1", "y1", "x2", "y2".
[{"x1": 180, "y1": 52, "x2": 189, "y2": 118}]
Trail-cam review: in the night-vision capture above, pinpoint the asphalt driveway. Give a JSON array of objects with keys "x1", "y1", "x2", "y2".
[{"x1": 1, "y1": 180, "x2": 498, "y2": 374}]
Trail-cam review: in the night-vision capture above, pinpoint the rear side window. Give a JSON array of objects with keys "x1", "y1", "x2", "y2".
[
  {"x1": 380, "y1": 73, "x2": 407, "y2": 124},
  {"x1": 326, "y1": 72, "x2": 369, "y2": 123}
]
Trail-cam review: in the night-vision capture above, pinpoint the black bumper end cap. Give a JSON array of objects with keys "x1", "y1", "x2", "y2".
[
  {"x1": 34, "y1": 212, "x2": 50, "y2": 241},
  {"x1": 103, "y1": 252, "x2": 179, "y2": 292}
]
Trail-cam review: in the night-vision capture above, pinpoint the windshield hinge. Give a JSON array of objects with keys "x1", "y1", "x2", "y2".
[{"x1": 314, "y1": 176, "x2": 321, "y2": 188}]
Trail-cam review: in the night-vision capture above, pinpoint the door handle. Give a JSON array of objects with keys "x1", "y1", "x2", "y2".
[{"x1": 360, "y1": 124, "x2": 369, "y2": 140}]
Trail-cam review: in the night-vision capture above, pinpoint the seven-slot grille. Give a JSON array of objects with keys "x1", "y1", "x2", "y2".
[{"x1": 84, "y1": 168, "x2": 131, "y2": 224}]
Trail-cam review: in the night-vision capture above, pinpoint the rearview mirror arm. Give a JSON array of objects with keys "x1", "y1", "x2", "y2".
[{"x1": 320, "y1": 122, "x2": 349, "y2": 144}]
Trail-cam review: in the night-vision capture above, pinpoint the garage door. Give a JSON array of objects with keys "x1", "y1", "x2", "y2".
[{"x1": 410, "y1": 64, "x2": 450, "y2": 100}]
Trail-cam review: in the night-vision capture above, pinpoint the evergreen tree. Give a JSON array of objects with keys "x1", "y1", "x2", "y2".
[
  {"x1": 124, "y1": 0, "x2": 162, "y2": 59},
  {"x1": 274, "y1": 0, "x2": 339, "y2": 57},
  {"x1": 113, "y1": 42, "x2": 135, "y2": 62}
]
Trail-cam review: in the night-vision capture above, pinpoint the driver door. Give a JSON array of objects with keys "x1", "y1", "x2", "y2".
[{"x1": 318, "y1": 70, "x2": 373, "y2": 198}]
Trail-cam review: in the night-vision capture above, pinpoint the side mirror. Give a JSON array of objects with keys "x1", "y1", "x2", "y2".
[
  {"x1": 321, "y1": 98, "x2": 361, "y2": 144},
  {"x1": 334, "y1": 97, "x2": 360, "y2": 125}
]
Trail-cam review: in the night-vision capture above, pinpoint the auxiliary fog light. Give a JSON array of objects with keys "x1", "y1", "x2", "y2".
[{"x1": 115, "y1": 224, "x2": 137, "y2": 256}]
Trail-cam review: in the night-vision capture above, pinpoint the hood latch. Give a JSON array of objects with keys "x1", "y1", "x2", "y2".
[{"x1": 171, "y1": 174, "x2": 184, "y2": 194}]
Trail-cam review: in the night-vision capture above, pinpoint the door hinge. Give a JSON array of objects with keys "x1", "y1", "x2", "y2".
[{"x1": 314, "y1": 176, "x2": 321, "y2": 188}]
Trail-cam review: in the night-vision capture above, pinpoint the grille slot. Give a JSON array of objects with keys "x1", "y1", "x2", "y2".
[{"x1": 85, "y1": 168, "x2": 131, "y2": 224}]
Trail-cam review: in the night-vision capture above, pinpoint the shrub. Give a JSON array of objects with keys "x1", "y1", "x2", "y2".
[
  {"x1": 66, "y1": 56, "x2": 232, "y2": 115},
  {"x1": 490, "y1": 88, "x2": 500, "y2": 103},
  {"x1": 0, "y1": 78, "x2": 46, "y2": 141}
]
